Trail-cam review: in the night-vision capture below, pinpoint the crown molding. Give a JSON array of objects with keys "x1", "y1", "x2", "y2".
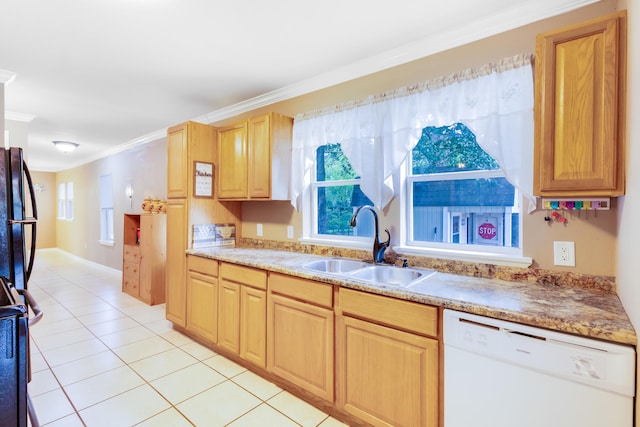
[
  {"x1": 0, "y1": 70, "x2": 16, "y2": 85},
  {"x1": 5, "y1": 111, "x2": 36, "y2": 122},
  {"x1": 195, "y1": 0, "x2": 600, "y2": 124}
]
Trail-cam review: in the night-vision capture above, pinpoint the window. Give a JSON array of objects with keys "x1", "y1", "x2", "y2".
[
  {"x1": 407, "y1": 123, "x2": 520, "y2": 251},
  {"x1": 312, "y1": 144, "x2": 373, "y2": 239},
  {"x1": 294, "y1": 55, "x2": 533, "y2": 264},
  {"x1": 57, "y1": 181, "x2": 74, "y2": 220},
  {"x1": 99, "y1": 174, "x2": 114, "y2": 244}
]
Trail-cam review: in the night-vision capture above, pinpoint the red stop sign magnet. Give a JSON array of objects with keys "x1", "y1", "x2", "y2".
[{"x1": 478, "y1": 223, "x2": 496, "y2": 240}]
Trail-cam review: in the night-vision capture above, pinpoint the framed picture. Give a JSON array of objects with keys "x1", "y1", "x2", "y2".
[{"x1": 194, "y1": 161, "x2": 214, "y2": 197}]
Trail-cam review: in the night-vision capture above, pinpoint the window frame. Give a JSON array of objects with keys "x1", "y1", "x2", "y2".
[{"x1": 301, "y1": 141, "x2": 531, "y2": 268}]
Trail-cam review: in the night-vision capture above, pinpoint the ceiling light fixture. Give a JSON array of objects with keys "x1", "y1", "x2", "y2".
[{"x1": 52, "y1": 141, "x2": 79, "y2": 153}]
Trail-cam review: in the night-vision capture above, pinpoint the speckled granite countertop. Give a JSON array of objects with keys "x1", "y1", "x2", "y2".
[{"x1": 187, "y1": 247, "x2": 637, "y2": 346}]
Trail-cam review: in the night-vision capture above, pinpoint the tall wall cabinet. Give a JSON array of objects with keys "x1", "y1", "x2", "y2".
[
  {"x1": 165, "y1": 121, "x2": 241, "y2": 327},
  {"x1": 122, "y1": 213, "x2": 166, "y2": 305},
  {"x1": 534, "y1": 11, "x2": 627, "y2": 196}
]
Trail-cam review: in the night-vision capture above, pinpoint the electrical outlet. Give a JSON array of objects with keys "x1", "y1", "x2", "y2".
[
  {"x1": 553, "y1": 241, "x2": 575, "y2": 267},
  {"x1": 287, "y1": 226, "x2": 294, "y2": 239},
  {"x1": 256, "y1": 224, "x2": 263, "y2": 237}
]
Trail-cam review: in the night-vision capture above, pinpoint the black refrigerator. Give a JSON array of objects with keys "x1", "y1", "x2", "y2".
[{"x1": 0, "y1": 146, "x2": 41, "y2": 426}]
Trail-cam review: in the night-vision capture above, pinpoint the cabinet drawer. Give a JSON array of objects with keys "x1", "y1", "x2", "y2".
[
  {"x1": 338, "y1": 288, "x2": 438, "y2": 338},
  {"x1": 220, "y1": 263, "x2": 267, "y2": 290},
  {"x1": 123, "y1": 244, "x2": 141, "y2": 262},
  {"x1": 123, "y1": 260, "x2": 140, "y2": 278},
  {"x1": 269, "y1": 273, "x2": 333, "y2": 308},
  {"x1": 187, "y1": 255, "x2": 219, "y2": 277}
]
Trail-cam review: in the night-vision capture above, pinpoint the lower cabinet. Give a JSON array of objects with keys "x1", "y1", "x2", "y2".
[
  {"x1": 186, "y1": 256, "x2": 218, "y2": 343},
  {"x1": 336, "y1": 288, "x2": 440, "y2": 427},
  {"x1": 240, "y1": 285, "x2": 267, "y2": 367},
  {"x1": 267, "y1": 273, "x2": 334, "y2": 402},
  {"x1": 218, "y1": 262, "x2": 267, "y2": 368},
  {"x1": 177, "y1": 258, "x2": 442, "y2": 426}
]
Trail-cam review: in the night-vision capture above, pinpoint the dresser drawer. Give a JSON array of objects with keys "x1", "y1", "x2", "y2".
[
  {"x1": 123, "y1": 244, "x2": 141, "y2": 263},
  {"x1": 123, "y1": 275, "x2": 139, "y2": 294},
  {"x1": 123, "y1": 260, "x2": 140, "y2": 278}
]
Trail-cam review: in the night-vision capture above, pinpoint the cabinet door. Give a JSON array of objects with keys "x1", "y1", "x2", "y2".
[
  {"x1": 165, "y1": 200, "x2": 188, "y2": 326},
  {"x1": 248, "y1": 114, "x2": 271, "y2": 199},
  {"x1": 218, "y1": 280, "x2": 240, "y2": 354},
  {"x1": 187, "y1": 270, "x2": 218, "y2": 343},
  {"x1": 240, "y1": 286, "x2": 266, "y2": 367},
  {"x1": 167, "y1": 125, "x2": 188, "y2": 198},
  {"x1": 267, "y1": 293, "x2": 334, "y2": 401},
  {"x1": 336, "y1": 315, "x2": 439, "y2": 427},
  {"x1": 217, "y1": 122, "x2": 248, "y2": 199},
  {"x1": 534, "y1": 12, "x2": 625, "y2": 195}
]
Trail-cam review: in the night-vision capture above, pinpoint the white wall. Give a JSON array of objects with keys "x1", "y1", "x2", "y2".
[{"x1": 615, "y1": 0, "x2": 639, "y2": 421}]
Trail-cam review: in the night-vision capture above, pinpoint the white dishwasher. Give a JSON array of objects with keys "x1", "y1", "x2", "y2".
[{"x1": 443, "y1": 309, "x2": 635, "y2": 427}]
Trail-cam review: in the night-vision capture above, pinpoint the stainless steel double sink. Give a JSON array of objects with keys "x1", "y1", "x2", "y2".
[{"x1": 302, "y1": 258, "x2": 436, "y2": 287}]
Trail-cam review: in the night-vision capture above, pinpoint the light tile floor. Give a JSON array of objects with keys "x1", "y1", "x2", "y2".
[{"x1": 27, "y1": 250, "x2": 348, "y2": 427}]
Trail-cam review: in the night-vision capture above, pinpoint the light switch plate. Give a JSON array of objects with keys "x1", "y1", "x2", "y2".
[
  {"x1": 287, "y1": 226, "x2": 294, "y2": 239},
  {"x1": 257, "y1": 224, "x2": 263, "y2": 237}
]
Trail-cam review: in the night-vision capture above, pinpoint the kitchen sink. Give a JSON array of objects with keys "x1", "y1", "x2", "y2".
[
  {"x1": 303, "y1": 258, "x2": 368, "y2": 273},
  {"x1": 302, "y1": 258, "x2": 435, "y2": 287},
  {"x1": 350, "y1": 265, "x2": 425, "y2": 285}
]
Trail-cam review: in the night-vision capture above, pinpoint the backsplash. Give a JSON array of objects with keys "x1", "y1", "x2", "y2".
[{"x1": 238, "y1": 238, "x2": 616, "y2": 293}]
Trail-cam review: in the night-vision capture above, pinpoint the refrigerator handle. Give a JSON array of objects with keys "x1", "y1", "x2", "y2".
[
  {"x1": 18, "y1": 289, "x2": 43, "y2": 327},
  {"x1": 22, "y1": 160, "x2": 38, "y2": 283}
]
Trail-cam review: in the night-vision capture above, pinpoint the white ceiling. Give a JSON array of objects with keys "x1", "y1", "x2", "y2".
[{"x1": 1, "y1": 0, "x2": 599, "y2": 172}]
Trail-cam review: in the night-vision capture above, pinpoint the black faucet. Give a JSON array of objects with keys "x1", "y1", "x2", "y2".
[{"x1": 350, "y1": 205, "x2": 390, "y2": 264}]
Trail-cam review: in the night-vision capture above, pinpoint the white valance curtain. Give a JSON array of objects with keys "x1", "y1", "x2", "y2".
[{"x1": 291, "y1": 53, "x2": 536, "y2": 212}]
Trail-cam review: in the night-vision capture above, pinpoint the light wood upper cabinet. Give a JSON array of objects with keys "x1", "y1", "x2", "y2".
[
  {"x1": 217, "y1": 112, "x2": 293, "y2": 200},
  {"x1": 534, "y1": 11, "x2": 627, "y2": 196},
  {"x1": 248, "y1": 114, "x2": 271, "y2": 198},
  {"x1": 167, "y1": 125, "x2": 189, "y2": 199},
  {"x1": 217, "y1": 122, "x2": 248, "y2": 199}
]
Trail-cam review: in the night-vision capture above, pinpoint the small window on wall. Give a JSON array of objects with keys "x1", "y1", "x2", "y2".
[
  {"x1": 57, "y1": 181, "x2": 74, "y2": 220},
  {"x1": 99, "y1": 174, "x2": 114, "y2": 245}
]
